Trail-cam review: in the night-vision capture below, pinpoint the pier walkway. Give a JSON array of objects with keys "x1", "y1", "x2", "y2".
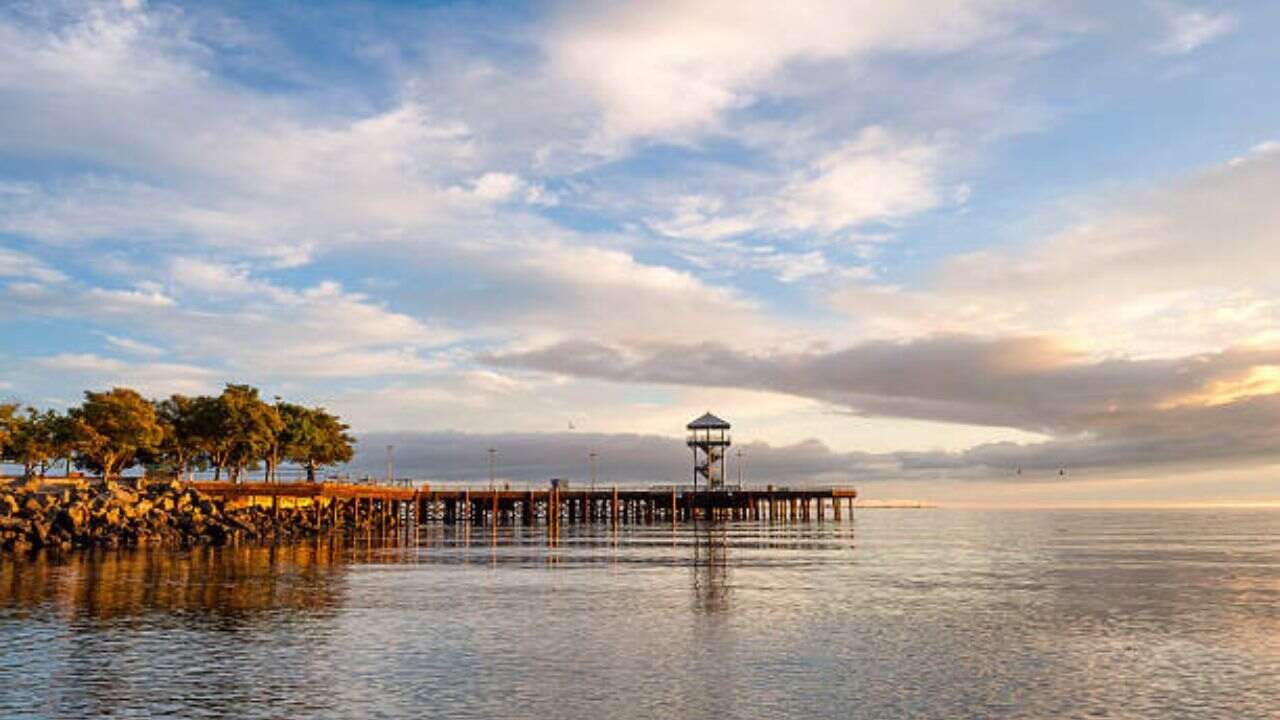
[{"x1": 191, "y1": 481, "x2": 858, "y2": 526}]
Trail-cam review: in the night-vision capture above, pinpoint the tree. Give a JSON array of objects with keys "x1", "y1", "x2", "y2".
[
  {"x1": 196, "y1": 385, "x2": 281, "y2": 484},
  {"x1": 0, "y1": 403, "x2": 17, "y2": 463},
  {"x1": 283, "y1": 406, "x2": 355, "y2": 482},
  {"x1": 70, "y1": 388, "x2": 164, "y2": 479},
  {"x1": 260, "y1": 397, "x2": 294, "y2": 483},
  {"x1": 152, "y1": 394, "x2": 206, "y2": 481},
  {"x1": 47, "y1": 412, "x2": 83, "y2": 477},
  {"x1": 7, "y1": 408, "x2": 58, "y2": 478}
]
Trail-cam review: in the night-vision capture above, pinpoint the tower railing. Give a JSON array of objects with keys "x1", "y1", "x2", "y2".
[{"x1": 686, "y1": 432, "x2": 731, "y2": 445}]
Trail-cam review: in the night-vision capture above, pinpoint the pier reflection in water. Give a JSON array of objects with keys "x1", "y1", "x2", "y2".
[{"x1": 2, "y1": 510, "x2": 1278, "y2": 720}]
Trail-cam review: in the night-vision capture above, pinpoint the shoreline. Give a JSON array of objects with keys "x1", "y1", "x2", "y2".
[{"x1": 0, "y1": 477, "x2": 399, "y2": 554}]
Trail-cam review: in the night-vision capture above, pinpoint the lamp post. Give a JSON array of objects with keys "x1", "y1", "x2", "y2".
[
  {"x1": 589, "y1": 451, "x2": 598, "y2": 492},
  {"x1": 487, "y1": 447, "x2": 497, "y2": 491}
]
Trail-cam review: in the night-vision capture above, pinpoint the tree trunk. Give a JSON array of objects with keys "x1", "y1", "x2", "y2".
[{"x1": 307, "y1": 461, "x2": 316, "y2": 483}]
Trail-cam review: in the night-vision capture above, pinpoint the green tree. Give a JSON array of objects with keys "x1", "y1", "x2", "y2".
[
  {"x1": 260, "y1": 397, "x2": 293, "y2": 483},
  {"x1": 7, "y1": 408, "x2": 60, "y2": 478},
  {"x1": 283, "y1": 405, "x2": 355, "y2": 482},
  {"x1": 70, "y1": 388, "x2": 164, "y2": 479},
  {"x1": 196, "y1": 385, "x2": 281, "y2": 484},
  {"x1": 0, "y1": 403, "x2": 17, "y2": 464},
  {"x1": 151, "y1": 394, "x2": 207, "y2": 480},
  {"x1": 47, "y1": 412, "x2": 83, "y2": 477}
]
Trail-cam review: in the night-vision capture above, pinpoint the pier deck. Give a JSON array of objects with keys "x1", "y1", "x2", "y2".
[{"x1": 190, "y1": 481, "x2": 858, "y2": 525}]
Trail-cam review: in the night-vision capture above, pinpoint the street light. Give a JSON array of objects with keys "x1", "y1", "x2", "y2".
[
  {"x1": 487, "y1": 447, "x2": 497, "y2": 491},
  {"x1": 589, "y1": 451, "x2": 598, "y2": 492}
]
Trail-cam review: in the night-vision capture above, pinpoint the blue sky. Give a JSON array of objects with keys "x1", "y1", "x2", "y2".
[{"x1": 3, "y1": 0, "x2": 1280, "y2": 505}]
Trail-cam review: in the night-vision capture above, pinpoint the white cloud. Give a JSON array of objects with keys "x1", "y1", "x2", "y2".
[
  {"x1": 4, "y1": 258, "x2": 461, "y2": 381},
  {"x1": 168, "y1": 257, "x2": 258, "y2": 297},
  {"x1": 35, "y1": 353, "x2": 219, "y2": 397},
  {"x1": 100, "y1": 333, "x2": 165, "y2": 357},
  {"x1": 546, "y1": 0, "x2": 1015, "y2": 144},
  {"x1": 0, "y1": 247, "x2": 67, "y2": 284},
  {"x1": 779, "y1": 127, "x2": 946, "y2": 232},
  {"x1": 467, "y1": 172, "x2": 525, "y2": 202},
  {"x1": 651, "y1": 127, "x2": 950, "y2": 244},
  {"x1": 828, "y1": 144, "x2": 1280, "y2": 357},
  {"x1": 86, "y1": 285, "x2": 176, "y2": 309},
  {"x1": 1154, "y1": 3, "x2": 1236, "y2": 54}
]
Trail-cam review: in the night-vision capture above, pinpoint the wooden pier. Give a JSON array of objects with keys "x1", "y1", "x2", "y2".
[{"x1": 191, "y1": 481, "x2": 858, "y2": 526}]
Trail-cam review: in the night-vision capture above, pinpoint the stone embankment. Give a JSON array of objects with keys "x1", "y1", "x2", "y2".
[{"x1": 0, "y1": 478, "x2": 387, "y2": 552}]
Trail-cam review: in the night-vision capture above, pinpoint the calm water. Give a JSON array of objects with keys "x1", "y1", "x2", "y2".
[{"x1": 1, "y1": 509, "x2": 1277, "y2": 719}]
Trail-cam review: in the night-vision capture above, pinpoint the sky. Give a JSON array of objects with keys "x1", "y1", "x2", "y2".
[{"x1": 2, "y1": 0, "x2": 1280, "y2": 506}]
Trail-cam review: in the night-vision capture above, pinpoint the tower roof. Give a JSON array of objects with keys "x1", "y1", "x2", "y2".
[{"x1": 687, "y1": 412, "x2": 730, "y2": 430}]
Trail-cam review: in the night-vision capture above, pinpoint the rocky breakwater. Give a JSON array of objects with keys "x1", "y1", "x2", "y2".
[{"x1": 0, "y1": 479, "x2": 379, "y2": 553}]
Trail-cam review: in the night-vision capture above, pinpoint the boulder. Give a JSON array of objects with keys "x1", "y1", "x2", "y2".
[
  {"x1": 21, "y1": 496, "x2": 43, "y2": 517},
  {"x1": 55, "y1": 505, "x2": 88, "y2": 534},
  {"x1": 104, "y1": 482, "x2": 138, "y2": 506},
  {"x1": 30, "y1": 520, "x2": 49, "y2": 547},
  {"x1": 102, "y1": 507, "x2": 123, "y2": 528}
]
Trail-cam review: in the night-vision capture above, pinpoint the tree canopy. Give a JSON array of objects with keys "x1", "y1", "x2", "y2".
[
  {"x1": 280, "y1": 403, "x2": 355, "y2": 482},
  {"x1": 1, "y1": 384, "x2": 356, "y2": 483},
  {"x1": 69, "y1": 388, "x2": 164, "y2": 479}
]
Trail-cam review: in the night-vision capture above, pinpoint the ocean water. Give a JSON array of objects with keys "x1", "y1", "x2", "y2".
[{"x1": 1, "y1": 509, "x2": 1277, "y2": 719}]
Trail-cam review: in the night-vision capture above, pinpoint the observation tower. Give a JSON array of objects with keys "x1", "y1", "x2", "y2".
[{"x1": 686, "y1": 412, "x2": 731, "y2": 492}]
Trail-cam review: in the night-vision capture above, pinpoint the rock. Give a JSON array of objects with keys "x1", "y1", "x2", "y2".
[
  {"x1": 102, "y1": 507, "x2": 123, "y2": 528},
  {"x1": 30, "y1": 520, "x2": 49, "y2": 547},
  {"x1": 21, "y1": 496, "x2": 43, "y2": 516},
  {"x1": 1, "y1": 478, "x2": 341, "y2": 553},
  {"x1": 104, "y1": 482, "x2": 137, "y2": 505},
  {"x1": 0, "y1": 517, "x2": 28, "y2": 533},
  {"x1": 54, "y1": 505, "x2": 88, "y2": 533}
]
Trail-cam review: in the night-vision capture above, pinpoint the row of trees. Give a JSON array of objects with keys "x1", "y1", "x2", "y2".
[{"x1": 0, "y1": 385, "x2": 355, "y2": 483}]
